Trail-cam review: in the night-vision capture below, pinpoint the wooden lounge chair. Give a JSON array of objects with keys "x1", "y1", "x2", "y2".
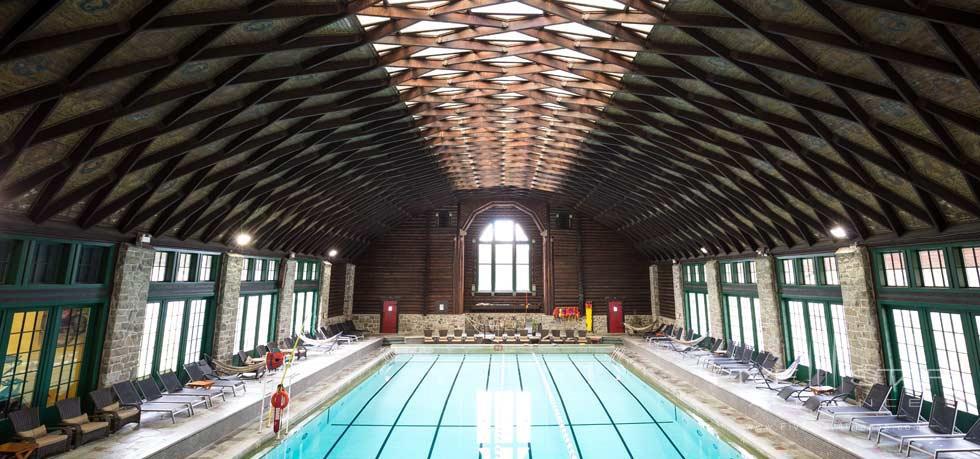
[
  {"x1": 136, "y1": 378, "x2": 208, "y2": 413},
  {"x1": 423, "y1": 329, "x2": 434, "y2": 343},
  {"x1": 453, "y1": 329, "x2": 464, "y2": 343},
  {"x1": 113, "y1": 381, "x2": 192, "y2": 423},
  {"x1": 464, "y1": 325, "x2": 478, "y2": 343},
  {"x1": 518, "y1": 329, "x2": 530, "y2": 343},
  {"x1": 90, "y1": 388, "x2": 141, "y2": 432},
  {"x1": 550, "y1": 329, "x2": 561, "y2": 344},
  {"x1": 564, "y1": 329, "x2": 576, "y2": 343},
  {"x1": 56, "y1": 397, "x2": 110, "y2": 448},
  {"x1": 160, "y1": 371, "x2": 226, "y2": 407},
  {"x1": 437, "y1": 329, "x2": 448, "y2": 343},
  {"x1": 9, "y1": 407, "x2": 72, "y2": 458},
  {"x1": 282, "y1": 337, "x2": 308, "y2": 360},
  {"x1": 184, "y1": 362, "x2": 246, "y2": 396},
  {"x1": 577, "y1": 330, "x2": 587, "y2": 344}
]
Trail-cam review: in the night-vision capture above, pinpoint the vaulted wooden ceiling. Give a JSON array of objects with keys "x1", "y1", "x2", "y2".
[{"x1": 1, "y1": 0, "x2": 980, "y2": 260}]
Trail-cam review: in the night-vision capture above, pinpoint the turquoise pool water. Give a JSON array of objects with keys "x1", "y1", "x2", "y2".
[{"x1": 260, "y1": 353, "x2": 743, "y2": 459}]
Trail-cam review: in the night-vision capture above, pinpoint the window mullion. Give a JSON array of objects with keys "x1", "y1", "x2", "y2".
[
  {"x1": 919, "y1": 308, "x2": 942, "y2": 401},
  {"x1": 822, "y1": 301, "x2": 840, "y2": 384}
]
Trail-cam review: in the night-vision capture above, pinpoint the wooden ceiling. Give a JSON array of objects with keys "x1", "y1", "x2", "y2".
[{"x1": 1, "y1": 0, "x2": 980, "y2": 260}]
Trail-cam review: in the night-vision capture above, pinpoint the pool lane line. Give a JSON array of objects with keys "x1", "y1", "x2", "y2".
[
  {"x1": 592, "y1": 354, "x2": 685, "y2": 459},
  {"x1": 322, "y1": 354, "x2": 415, "y2": 459},
  {"x1": 374, "y1": 355, "x2": 444, "y2": 459},
  {"x1": 565, "y1": 354, "x2": 634, "y2": 459},
  {"x1": 539, "y1": 354, "x2": 584, "y2": 459},
  {"x1": 425, "y1": 354, "x2": 467, "y2": 459}
]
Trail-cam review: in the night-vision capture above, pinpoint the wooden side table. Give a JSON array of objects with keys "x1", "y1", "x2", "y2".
[
  {"x1": 0, "y1": 441, "x2": 37, "y2": 459},
  {"x1": 187, "y1": 380, "x2": 215, "y2": 390}
]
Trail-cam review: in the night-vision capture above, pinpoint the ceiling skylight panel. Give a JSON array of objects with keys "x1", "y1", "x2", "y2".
[
  {"x1": 541, "y1": 48, "x2": 599, "y2": 62},
  {"x1": 544, "y1": 23, "x2": 611, "y2": 39},
  {"x1": 384, "y1": 66, "x2": 407, "y2": 74},
  {"x1": 471, "y1": 2, "x2": 544, "y2": 15},
  {"x1": 557, "y1": 0, "x2": 627, "y2": 12},
  {"x1": 541, "y1": 69, "x2": 587, "y2": 81},
  {"x1": 420, "y1": 69, "x2": 467, "y2": 78},
  {"x1": 540, "y1": 102, "x2": 567, "y2": 110},
  {"x1": 411, "y1": 47, "x2": 468, "y2": 58},
  {"x1": 356, "y1": 15, "x2": 389, "y2": 27},
  {"x1": 492, "y1": 92, "x2": 525, "y2": 99},
  {"x1": 622, "y1": 22, "x2": 654, "y2": 37},
  {"x1": 437, "y1": 102, "x2": 469, "y2": 109},
  {"x1": 475, "y1": 31, "x2": 538, "y2": 42},
  {"x1": 400, "y1": 21, "x2": 468, "y2": 35},
  {"x1": 488, "y1": 75, "x2": 528, "y2": 84},
  {"x1": 430, "y1": 87, "x2": 466, "y2": 94},
  {"x1": 611, "y1": 49, "x2": 637, "y2": 61},
  {"x1": 541, "y1": 87, "x2": 579, "y2": 97},
  {"x1": 373, "y1": 43, "x2": 401, "y2": 53}
]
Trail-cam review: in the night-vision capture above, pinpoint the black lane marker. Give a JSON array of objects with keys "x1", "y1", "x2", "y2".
[
  {"x1": 566, "y1": 355, "x2": 634, "y2": 459},
  {"x1": 322, "y1": 355, "x2": 414, "y2": 458},
  {"x1": 426, "y1": 355, "x2": 467, "y2": 459},
  {"x1": 375, "y1": 355, "x2": 442, "y2": 459},
  {"x1": 593, "y1": 355, "x2": 685, "y2": 459},
  {"x1": 540, "y1": 355, "x2": 584, "y2": 459}
]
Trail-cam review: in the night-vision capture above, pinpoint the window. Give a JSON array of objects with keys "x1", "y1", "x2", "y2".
[
  {"x1": 157, "y1": 300, "x2": 185, "y2": 373},
  {"x1": 0, "y1": 239, "x2": 19, "y2": 284},
  {"x1": 787, "y1": 301, "x2": 809, "y2": 366},
  {"x1": 783, "y1": 299, "x2": 852, "y2": 382},
  {"x1": 198, "y1": 255, "x2": 213, "y2": 282},
  {"x1": 253, "y1": 259, "x2": 263, "y2": 281},
  {"x1": 683, "y1": 264, "x2": 704, "y2": 284},
  {"x1": 721, "y1": 261, "x2": 755, "y2": 285},
  {"x1": 749, "y1": 261, "x2": 757, "y2": 283},
  {"x1": 722, "y1": 264, "x2": 732, "y2": 283},
  {"x1": 736, "y1": 263, "x2": 745, "y2": 284},
  {"x1": 240, "y1": 260, "x2": 249, "y2": 282},
  {"x1": 782, "y1": 259, "x2": 796, "y2": 284},
  {"x1": 931, "y1": 312, "x2": 977, "y2": 414},
  {"x1": 830, "y1": 304, "x2": 852, "y2": 377},
  {"x1": 137, "y1": 299, "x2": 212, "y2": 378},
  {"x1": 918, "y1": 249, "x2": 949, "y2": 288},
  {"x1": 30, "y1": 242, "x2": 69, "y2": 284},
  {"x1": 0, "y1": 311, "x2": 48, "y2": 414},
  {"x1": 267, "y1": 260, "x2": 277, "y2": 281},
  {"x1": 183, "y1": 300, "x2": 207, "y2": 364},
  {"x1": 801, "y1": 258, "x2": 817, "y2": 285},
  {"x1": 150, "y1": 252, "x2": 168, "y2": 282},
  {"x1": 235, "y1": 293, "x2": 277, "y2": 354},
  {"x1": 477, "y1": 220, "x2": 531, "y2": 293},
  {"x1": 963, "y1": 248, "x2": 980, "y2": 287},
  {"x1": 882, "y1": 252, "x2": 908, "y2": 287},
  {"x1": 137, "y1": 303, "x2": 160, "y2": 378},
  {"x1": 175, "y1": 253, "x2": 192, "y2": 282},
  {"x1": 808, "y1": 303, "x2": 832, "y2": 372},
  {"x1": 724, "y1": 295, "x2": 762, "y2": 350},
  {"x1": 296, "y1": 260, "x2": 319, "y2": 282},
  {"x1": 823, "y1": 257, "x2": 839, "y2": 285},
  {"x1": 684, "y1": 292, "x2": 709, "y2": 336},
  {"x1": 292, "y1": 291, "x2": 317, "y2": 335},
  {"x1": 892, "y1": 309, "x2": 932, "y2": 400},
  {"x1": 46, "y1": 308, "x2": 91, "y2": 406},
  {"x1": 75, "y1": 246, "x2": 108, "y2": 284}
]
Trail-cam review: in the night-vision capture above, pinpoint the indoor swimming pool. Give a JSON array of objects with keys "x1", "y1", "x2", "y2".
[{"x1": 258, "y1": 352, "x2": 743, "y2": 458}]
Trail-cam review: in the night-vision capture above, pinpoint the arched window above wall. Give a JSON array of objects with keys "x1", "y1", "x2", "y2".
[{"x1": 477, "y1": 220, "x2": 531, "y2": 294}]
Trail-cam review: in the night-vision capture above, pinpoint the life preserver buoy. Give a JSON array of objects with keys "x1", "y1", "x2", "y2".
[{"x1": 271, "y1": 385, "x2": 289, "y2": 433}]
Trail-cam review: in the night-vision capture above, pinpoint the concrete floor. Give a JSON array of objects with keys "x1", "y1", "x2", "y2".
[{"x1": 60, "y1": 338, "x2": 385, "y2": 459}]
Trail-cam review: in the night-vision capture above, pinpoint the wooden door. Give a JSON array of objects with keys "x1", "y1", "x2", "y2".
[
  {"x1": 381, "y1": 300, "x2": 398, "y2": 333},
  {"x1": 608, "y1": 300, "x2": 624, "y2": 333}
]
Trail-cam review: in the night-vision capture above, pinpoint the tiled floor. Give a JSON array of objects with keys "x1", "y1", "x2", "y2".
[
  {"x1": 623, "y1": 338, "x2": 980, "y2": 459},
  {"x1": 60, "y1": 338, "x2": 385, "y2": 459}
]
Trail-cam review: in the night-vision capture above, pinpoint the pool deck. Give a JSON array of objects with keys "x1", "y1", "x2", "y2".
[
  {"x1": 60, "y1": 337, "x2": 385, "y2": 459},
  {"x1": 621, "y1": 337, "x2": 974, "y2": 459}
]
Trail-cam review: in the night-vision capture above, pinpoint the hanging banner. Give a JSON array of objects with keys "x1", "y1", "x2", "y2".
[{"x1": 585, "y1": 301, "x2": 593, "y2": 332}]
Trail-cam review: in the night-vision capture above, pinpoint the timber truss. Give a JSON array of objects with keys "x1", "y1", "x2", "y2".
[{"x1": 1, "y1": 0, "x2": 980, "y2": 260}]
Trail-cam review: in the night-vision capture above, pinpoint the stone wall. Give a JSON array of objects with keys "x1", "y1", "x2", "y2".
[
  {"x1": 343, "y1": 263, "x2": 355, "y2": 318},
  {"x1": 212, "y1": 253, "x2": 244, "y2": 361},
  {"x1": 837, "y1": 246, "x2": 887, "y2": 397},
  {"x1": 318, "y1": 260, "x2": 332, "y2": 325},
  {"x1": 353, "y1": 312, "x2": 634, "y2": 335},
  {"x1": 99, "y1": 243, "x2": 155, "y2": 386},
  {"x1": 352, "y1": 313, "x2": 380, "y2": 333},
  {"x1": 649, "y1": 264, "x2": 660, "y2": 320},
  {"x1": 277, "y1": 259, "x2": 297, "y2": 339},
  {"x1": 672, "y1": 263, "x2": 684, "y2": 325},
  {"x1": 704, "y1": 260, "x2": 725, "y2": 338},
  {"x1": 755, "y1": 255, "x2": 786, "y2": 368}
]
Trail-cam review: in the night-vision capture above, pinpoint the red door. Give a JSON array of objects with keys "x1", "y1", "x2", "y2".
[
  {"x1": 608, "y1": 300, "x2": 624, "y2": 333},
  {"x1": 381, "y1": 300, "x2": 398, "y2": 333}
]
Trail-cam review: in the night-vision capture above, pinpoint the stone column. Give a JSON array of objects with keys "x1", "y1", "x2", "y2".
[
  {"x1": 649, "y1": 264, "x2": 660, "y2": 320},
  {"x1": 672, "y1": 263, "x2": 684, "y2": 325},
  {"x1": 704, "y1": 260, "x2": 725, "y2": 338},
  {"x1": 756, "y1": 255, "x2": 786, "y2": 368},
  {"x1": 837, "y1": 246, "x2": 887, "y2": 397},
  {"x1": 343, "y1": 263, "x2": 355, "y2": 318},
  {"x1": 276, "y1": 259, "x2": 297, "y2": 339},
  {"x1": 99, "y1": 243, "x2": 155, "y2": 387},
  {"x1": 318, "y1": 260, "x2": 332, "y2": 325},
  {"x1": 213, "y1": 253, "x2": 244, "y2": 361}
]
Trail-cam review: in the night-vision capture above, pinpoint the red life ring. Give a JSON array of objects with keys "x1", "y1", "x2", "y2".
[{"x1": 271, "y1": 386, "x2": 289, "y2": 409}]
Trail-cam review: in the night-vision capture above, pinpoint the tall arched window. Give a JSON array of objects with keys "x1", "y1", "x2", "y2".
[{"x1": 478, "y1": 220, "x2": 531, "y2": 293}]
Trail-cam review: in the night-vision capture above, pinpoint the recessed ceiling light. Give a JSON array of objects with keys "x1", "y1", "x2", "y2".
[
  {"x1": 328, "y1": 249, "x2": 338, "y2": 257},
  {"x1": 699, "y1": 247, "x2": 709, "y2": 254},
  {"x1": 234, "y1": 233, "x2": 253, "y2": 246},
  {"x1": 830, "y1": 226, "x2": 847, "y2": 239}
]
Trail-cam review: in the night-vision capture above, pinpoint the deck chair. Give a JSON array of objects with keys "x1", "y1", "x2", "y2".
[
  {"x1": 112, "y1": 381, "x2": 192, "y2": 423},
  {"x1": 646, "y1": 324, "x2": 674, "y2": 342},
  {"x1": 184, "y1": 361, "x2": 246, "y2": 396},
  {"x1": 282, "y1": 337, "x2": 308, "y2": 360},
  {"x1": 160, "y1": 371, "x2": 225, "y2": 407},
  {"x1": 436, "y1": 329, "x2": 448, "y2": 343},
  {"x1": 577, "y1": 330, "x2": 587, "y2": 344},
  {"x1": 754, "y1": 357, "x2": 801, "y2": 390},
  {"x1": 686, "y1": 338, "x2": 721, "y2": 359},
  {"x1": 342, "y1": 321, "x2": 365, "y2": 339},
  {"x1": 816, "y1": 382, "x2": 890, "y2": 423},
  {"x1": 446, "y1": 329, "x2": 456, "y2": 343},
  {"x1": 877, "y1": 396, "x2": 959, "y2": 452},
  {"x1": 539, "y1": 329, "x2": 552, "y2": 344},
  {"x1": 734, "y1": 353, "x2": 778, "y2": 382},
  {"x1": 464, "y1": 325, "x2": 478, "y2": 343},
  {"x1": 423, "y1": 329, "x2": 434, "y2": 343},
  {"x1": 907, "y1": 417, "x2": 980, "y2": 458},
  {"x1": 550, "y1": 329, "x2": 561, "y2": 344},
  {"x1": 564, "y1": 329, "x2": 576, "y2": 343},
  {"x1": 777, "y1": 368, "x2": 828, "y2": 401},
  {"x1": 57, "y1": 397, "x2": 110, "y2": 447},
  {"x1": 716, "y1": 349, "x2": 767, "y2": 374},
  {"x1": 517, "y1": 329, "x2": 529, "y2": 343},
  {"x1": 454, "y1": 329, "x2": 464, "y2": 343},
  {"x1": 803, "y1": 376, "x2": 857, "y2": 411},
  {"x1": 699, "y1": 342, "x2": 740, "y2": 368},
  {"x1": 136, "y1": 377, "x2": 208, "y2": 413},
  {"x1": 849, "y1": 391, "x2": 927, "y2": 439},
  {"x1": 330, "y1": 324, "x2": 360, "y2": 341},
  {"x1": 90, "y1": 387, "x2": 140, "y2": 432},
  {"x1": 321, "y1": 326, "x2": 354, "y2": 344},
  {"x1": 9, "y1": 407, "x2": 72, "y2": 458}
]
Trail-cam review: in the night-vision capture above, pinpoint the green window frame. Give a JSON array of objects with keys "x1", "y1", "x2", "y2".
[
  {"x1": 295, "y1": 260, "x2": 319, "y2": 282},
  {"x1": 682, "y1": 263, "x2": 705, "y2": 286},
  {"x1": 780, "y1": 298, "x2": 852, "y2": 385},
  {"x1": 871, "y1": 244, "x2": 980, "y2": 291},
  {"x1": 721, "y1": 260, "x2": 756, "y2": 285},
  {"x1": 684, "y1": 291, "x2": 709, "y2": 337},
  {"x1": 149, "y1": 250, "x2": 218, "y2": 283},
  {"x1": 880, "y1": 303, "x2": 980, "y2": 424},
  {"x1": 722, "y1": 294, "x2": 763, "y2": 350},
  {"x1": 233, "y1": 293, "x2": 278, "y2": 355},
  {"x1": 777, "y1": 254, "x2": 840, "y2": 287},
  {"x1": 136, "y1": 298, "x2": 215, "y2": 379},
  {"x1": 291, "y1": 290, "x2": 318, "y2": 336},
  {"x1": 241, "y1": 257, "x2": 280, "y2": 282}
]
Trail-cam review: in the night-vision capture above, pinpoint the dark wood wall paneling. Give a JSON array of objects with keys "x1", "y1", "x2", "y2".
[
  {"x1": 328, "y1": 262, "x2": 347, "y2": 317},
  {"x1": 352, "y1": 200, "x2": 651, "y2": 317},
  {"x1": 657, "y1": 262, "x2": 675, "y2": 318}
]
